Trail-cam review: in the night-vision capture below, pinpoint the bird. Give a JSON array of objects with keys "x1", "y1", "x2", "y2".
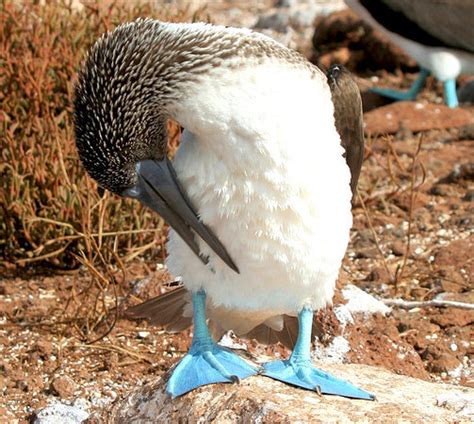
[
  {"x1": 74, "y1": 18, "x2": 373, "y2": 400},
  {"x1": 345, "y1": 0, "x2": 474, "y2": 108}
]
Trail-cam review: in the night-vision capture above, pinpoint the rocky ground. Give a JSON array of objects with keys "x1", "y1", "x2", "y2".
[{"x1": 1, "y1": 1, "x2": 473, "y2": 422}]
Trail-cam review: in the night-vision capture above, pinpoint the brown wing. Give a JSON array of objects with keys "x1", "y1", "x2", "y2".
[
  {"x1": 354, "y1": 0, "x2": 474, "y2": 53},
  {"x1": 244, "y1": 315, "x2": 322, "y2": 350},
  {"x1": 126, "y1": 288, "x2": 323, "y2": 349},
  {"x1": 327, "y1": 65, "x2": 364, "y2": 196},
  {"x1": 381, "y1": 0, "x2": 474, "y2": 52},
  {"x1": 125, "y1": 286, "x2": 192, "y2": 333}
]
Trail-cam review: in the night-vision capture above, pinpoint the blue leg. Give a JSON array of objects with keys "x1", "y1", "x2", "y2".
[
  {"x1": 166, "y1": 290, "x2": 257, "y2": 397},
  {"x1": 443, "y1": 79, "x2": 459, "y2": 108},
  {"x1": 370, "y1": 68, "x2": 430, "y2": 101},
  {"x1": 262, "y1": 307, "x2": 375, "y2": 400}
]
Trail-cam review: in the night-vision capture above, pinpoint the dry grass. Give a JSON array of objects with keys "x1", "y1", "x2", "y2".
[
  {"x1": 0, "y1": 1, "x2": 204, "y2": 272},
  {"x1": 0, "y1": 1, "x2": 209, "y2": 340}
]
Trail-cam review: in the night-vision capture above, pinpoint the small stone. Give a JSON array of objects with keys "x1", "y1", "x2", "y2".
[
  {"x1": 458, "y1": 80, "x2": 474, "y2": 105},
  {"x1": 33, "y1": 340, "x2": 53, "y2": 357},
  {"x1": 15, "y1": 379, "x2": 29, "y2": 392},
  {"x1": 463, "y1": 190, "x2": 474, "y2": 202},
  {"x1": 290, "y1": 8, "x2": 319, "y2": 29},
  {"x1": 0, "y1": 283, "x2": 14, "y2": 296},
  {"x1": 137, "y1": 331, "x2": 150, "y2": 339},
  {"x1": 34, "y1": 403, "x2": 89, "y2": 424},
  {"x1": 458, "y1": 123, "x2": 474, "y2": 139},
  {"x1": 254, "y1": 12, "x2": 290, "y2": 33},
  {"x1": 439, "y1": 163, "x2": 474, "y2": 184},
  {"x1": 429, "y1": 353, "x2": 462, "y2": 373},
  {"x1": 275, "y1": 0, "x2": 295, "y2": 7},
  {"x1": 51, "y1": 375, "x2": 77, "y2": 399},
  {"x1": 429, "y1": 184, "x2": 449, "y2": 196},
  {"x1": 391, "y1": 240, "x2": 406, "y2": 257}
]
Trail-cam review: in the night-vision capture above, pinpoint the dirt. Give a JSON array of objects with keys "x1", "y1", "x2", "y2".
[{"x1": 1, "y1": 4, "x2": 473, "y2": 423}]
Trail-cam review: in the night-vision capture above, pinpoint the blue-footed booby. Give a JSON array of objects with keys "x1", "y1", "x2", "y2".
[
  {"x1": 345, "y1": 0, "x2": 474, "y2": 108},
  {"x1": 74, "y1": 19, "x2": 372, "y2": 400}
]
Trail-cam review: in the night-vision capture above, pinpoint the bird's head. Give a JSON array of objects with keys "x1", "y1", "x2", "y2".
[
  {"x1": 74, "y1": 20, "x2": 169, "y2": 196},
  {"x1": 73, "y1": 19, "x2": 239, "y2": 273}
]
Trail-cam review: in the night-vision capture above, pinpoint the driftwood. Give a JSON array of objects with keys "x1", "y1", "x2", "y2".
[{"x1": 382, "y1": 298, "x2": 474, "y2": 311}]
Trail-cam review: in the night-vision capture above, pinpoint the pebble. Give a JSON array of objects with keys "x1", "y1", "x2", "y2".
[
  {"x1": 137, "y1": 331, "x2": 150, "y2": 339},
  {"x1": 463, "y1": 190, "x2": 474, "y2": 202},
  {"x1": 33, "y1": 403, "x2": 89, "y2": 424},
  {"x1": 51, "y1": 375, "x2": 78, "y2": 399},
  {"x1": 254, "y1": 12, "x2": 290, "y2": 33},
  {"x1": 275, "y1": 0, "x2": 296, "y2": 7}
]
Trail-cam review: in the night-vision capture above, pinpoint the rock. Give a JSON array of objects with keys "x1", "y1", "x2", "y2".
[
  {"x1": 0, "y1": 281, "x2": 14, "y2": 295},
  {"x1": 33, "y1": 340, "x2": 53, "y2": 358},
  {"x1": 390, "y1": 240, "x2": 406, "y2": 257},
  {"x1": 433, "y1": 237, "x2": 473, "y2": 288},
  {"x1": 459, "y1": 123, "x2": 474, "y2": 140},
  {"x1": 463, "y1": 190, "x2": 474, "y2": 201},
  {"x1": 33, "y1": 402, "x2": 89, "y2": 424},
  {"x1": 438, "y1": 163, "x2": 474, "y2": 184},
  {"x1": 458, "y1": 80, "x2": 474, "y2": 104},
  {"x1": 315, "y1": 285, "x2": 428, "y2": 380},
  {"x1": 51, "y1": 375, "x2": 78, "y2": 399},
  {"x1": 429, "y1": 310, "x2": 474, "y2": 328},
  {"x1": 437, "y1": 392, "x2": 474, "y2": 418},
  {"x1": 429, "y1": 353, "x2": 462, "y2": 373},
  {"x1": 137, "y1": 331, "x2": 150, "y2": 339},
  {"x1": 364, "y1": 102, "x2": 474, "y2": 135},
  {"x1": 108, "y1": 365, "x2": 474, "y2": 423},
  {"x1": 275, "y1": 0, "x2": 295, "y2": 7},
  {"x1": 254, "y1": 12, "x2": 290, "y2": 33}
]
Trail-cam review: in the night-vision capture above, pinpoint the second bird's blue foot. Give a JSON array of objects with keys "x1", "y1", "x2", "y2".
[
  {"x1": 370, "y1": 68, "x2": 430, "y2": 103},
  {"x1": 167, "y1": 342, "x2": 257, "y2": 397},
  {"x1": 370, "y1": 86, "x2": 418, "y2": 101},
  {"x1": 262, "y1": 359, "x2": 374, "y2": 400}
]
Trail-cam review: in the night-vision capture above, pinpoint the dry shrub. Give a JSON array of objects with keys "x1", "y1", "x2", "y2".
[
  {"x1": 0, "y1": 1, "x2": 209, "y2": 340},
  {"x1": 0, "y1": 1, "x2": 203, "y2": 271}
]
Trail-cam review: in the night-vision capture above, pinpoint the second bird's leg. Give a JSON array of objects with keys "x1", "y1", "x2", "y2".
[
  {"x1": 370, "y1": 68, "x2": 430, "y2": 101},
  {"x1": 262, "y1": 307, "x2": 374, "y2": 400},
  {"x1": 443, "y1": 79, "x2": 459, "y2": 108},
  {"x1": 166, "y1": 290, "x2": 257, "y2": 397}
]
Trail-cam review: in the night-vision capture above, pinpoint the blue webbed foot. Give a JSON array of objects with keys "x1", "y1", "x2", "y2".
[
  {"x1": 262, "y1": 307, "x2": 374, "y2": 400},
  {"x1": 167, "y1": 343, "x2": 257, "y2": 397},
  {"x1": 166, "y1": 290, "x2": 257, "y2": 397},
  {"x1": 262, "y1": 359, "x2": 374, "y2": 400},
  {"x1": 370, "y1": 87, "x2": 418, "y2": 101},
  {"x1": 370, "y1": 68, "x2": 430, "y2": 102}
]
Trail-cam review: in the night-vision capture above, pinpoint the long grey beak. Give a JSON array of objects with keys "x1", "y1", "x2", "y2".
[{"x1": 123, "y1": 158, "x2": 239, "y2": 274}]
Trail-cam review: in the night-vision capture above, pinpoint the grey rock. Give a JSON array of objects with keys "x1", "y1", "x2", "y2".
[
  {"x1": 254, "y1": 12, "x2": 290, "y2": 33},
  {"x1": 34, "y1": 403, "x2": 89, "y2": 424},
  {"x1": 275, "y1": 0, "x2": 296, "y2": 7},
  {"x1": 458, "y1": 80, "x2": 474, "y2": 104},
  {"x1": 108, "y1": 365, "x2": 474, "y2": 423}
]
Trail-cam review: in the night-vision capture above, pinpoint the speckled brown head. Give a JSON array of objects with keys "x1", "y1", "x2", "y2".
[{"x1": 73, "y1": 19, "x2": 240, "y2": 272}]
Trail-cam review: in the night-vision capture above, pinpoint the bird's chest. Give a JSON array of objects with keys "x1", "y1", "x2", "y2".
[{"x1": 172, "y1": 127, "x2": 348, "y2": 269}]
